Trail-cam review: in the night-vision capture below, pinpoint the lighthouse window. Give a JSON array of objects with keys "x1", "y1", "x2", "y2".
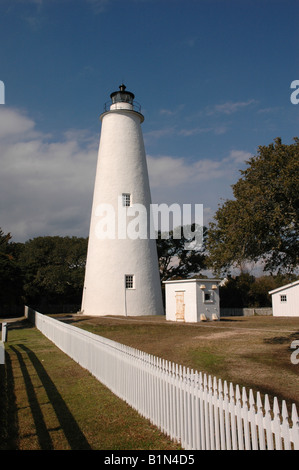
[
  {"x1": 125, "y1": 275, "x2": 134, "y2": 289},
  {"x1": 122, "y1": 193, "x2": 131, "y2": 207}
]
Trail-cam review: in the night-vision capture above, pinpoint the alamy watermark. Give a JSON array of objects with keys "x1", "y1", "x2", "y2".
[
  {"x1": 290, "y1": 340, "x2": 299, "y2": 365},
  {"x1": 290, "y1": 80, "x2": 299, "y2": 104},
  {"x1": 0, "y1": 80, "x2": 4, "y2": 104},
  {"x1": 94, "y1": 198, "x2": 203, "y2": 250}
]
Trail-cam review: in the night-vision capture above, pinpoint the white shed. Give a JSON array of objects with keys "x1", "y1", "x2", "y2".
[
  {"x1": 163, "y1": 279, "x2": 221, "y2": 323},
  {"x1": 269, "y1": 280, "x2": 299, "y2": 317}
]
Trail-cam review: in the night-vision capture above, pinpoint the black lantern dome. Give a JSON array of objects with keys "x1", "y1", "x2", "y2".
[{"x1": 110, "y1": 84, "x2": 135, "y2": 105}]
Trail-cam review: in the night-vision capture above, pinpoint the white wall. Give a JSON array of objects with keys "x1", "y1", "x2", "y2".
[
  {"x1": 164, "y1": 279, "x2": 220, "y2": 323},
  {"x1": 271, "y1": 284, "x2": 299, "y2": 317},
  {"x1": 197, "y1": 281, "x2": 220, "y2": 320},
  {"x1": 82, "y1": 100, "x2": 163, "y2": 317},
  {"x1": 164, "y1": 281, "x2": 197, "y2": 322},
  {"x1": 196, "y1": 282, "x2": 220, "y2": 321}
]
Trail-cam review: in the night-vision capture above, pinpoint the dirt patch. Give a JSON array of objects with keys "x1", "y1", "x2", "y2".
[{"x1": 193, "y1": 330, "x2": 249, "y2": 340}]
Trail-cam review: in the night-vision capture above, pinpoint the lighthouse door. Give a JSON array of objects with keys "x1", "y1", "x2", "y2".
[{"x1": 175, "y1": 291, "x2": 185, "y2": 321}]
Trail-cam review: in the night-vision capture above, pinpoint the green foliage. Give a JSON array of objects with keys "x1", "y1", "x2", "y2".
[
  {"x1": 19, "y1": 236, "x2": 88, "y2": 305},
  {"x1": 0, "y1": 231, "x2": 88, "y2": 311},
  {"x1": 2, "y1": 214, "x2": 296, "y2": 313},
  {"x1": 207, "y1": 138, "x2": 299, "y2": 274},
  {"x1": 1, "y1": 223, "x2": 207, "y2": 311},
  {"x1": 220, "y1": 273, "x2": 298, "y2": 308},
  {"x1": 157, "y1": 224, "x2": 207, "y2": 281},
  {"x1": 0, "y1": 229, "x2": 23, "y2": 309}
]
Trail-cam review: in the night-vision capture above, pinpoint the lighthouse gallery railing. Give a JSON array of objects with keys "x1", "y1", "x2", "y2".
[
  {"x1": 27, "y1": 308, "x2": 299, "y2": 450},
  {"x1": 103, "y1": 100, "x2": 142, "y2": 113}
]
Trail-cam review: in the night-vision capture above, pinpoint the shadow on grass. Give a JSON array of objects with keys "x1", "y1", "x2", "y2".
[
  {"x1": 9, "y1": 344, "x2": 92, "y2": 450},
  {"x1": 0, "y1": 355, "x2": 19, "y2": 450},
  {"x1": 264, "y1": 331, "x2": 299, "y2": 345},
  {"x1": 219, "y1": 317, "x2": 243, "y2": 322},
  {"x1": 3, "y1": 318, "x2": 36, "y2": 332}
]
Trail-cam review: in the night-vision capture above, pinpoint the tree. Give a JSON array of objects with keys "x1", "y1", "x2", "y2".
[
  {"x1": 19, "y1": 236, "x2": 88, "y2": 307},
  {"x1": 219, "y1": 273, "x2": 256, "y2": 308},
  {"x1": 207, "y1": 138, "x2": 299, "y2": 274},
  {"x1": 157, "y1": 225, "x2": 207, "y2": 281},
  {"x1": 219, "y1": 273, "x2": 298, "y2": 308},
  {"x1": 0, "y1": 229, "x2": 24, "y2": 313}
]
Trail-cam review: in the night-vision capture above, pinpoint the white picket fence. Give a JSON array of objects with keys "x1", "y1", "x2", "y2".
[{"x1": 31, "y1": 310, "x2": 299, "y2": 450}]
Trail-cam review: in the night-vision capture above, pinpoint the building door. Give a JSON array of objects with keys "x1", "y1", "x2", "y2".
[{"x1": 175, "y1": 291, "x2": 185, "y2": 321}]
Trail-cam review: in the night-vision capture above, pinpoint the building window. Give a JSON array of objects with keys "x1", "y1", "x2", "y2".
[
  {"x1": 125, "y1": 274, "x2": 134, "y2": 289},
  {"x1": 280, "y1": 294, "x2": 287, "y2": 302},
  {"x1": 204, "y1": 291, "x2": 214, "y2": 303},
  {"x1": 122, "y1": 193, "x2": 131, "y2": 207}
]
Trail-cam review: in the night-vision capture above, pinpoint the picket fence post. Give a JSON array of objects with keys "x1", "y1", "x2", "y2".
[{"x1": 32, "y1": 310, "x2": 299, "y2": 451}]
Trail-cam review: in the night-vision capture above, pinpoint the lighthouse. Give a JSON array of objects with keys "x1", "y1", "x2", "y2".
[{"x1": 81, "y1": 84, "x2": 164, "y2": 317}]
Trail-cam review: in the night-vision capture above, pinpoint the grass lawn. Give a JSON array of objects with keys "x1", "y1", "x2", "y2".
[
  {"x1": 65, "y1": 314, "x2": 299, "y2": 411},
  {"x1": 0, "y1": 319, "x2": 181, "y2": 450},
  {"x1": 1, "y1": 313, "x2": 298, "y2": 450}
]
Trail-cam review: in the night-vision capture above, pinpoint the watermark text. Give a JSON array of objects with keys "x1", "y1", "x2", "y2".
[
  {"x1": 94, "y1": 199, "x2": 203, "y2": 250},
  {"x1": 290, "y1": 80, "x2": 299, "y2": 104},
  {"x1": 0, "y1": 80, "x2": 4, "y2": 104},
  {"x1": 290, "y1": 340, "x2": 299, "y2": 365}
]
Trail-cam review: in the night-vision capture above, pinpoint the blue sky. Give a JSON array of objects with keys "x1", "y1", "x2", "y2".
[{"x1": 0, "y1": 0, "x2": 298, "y2": 243}]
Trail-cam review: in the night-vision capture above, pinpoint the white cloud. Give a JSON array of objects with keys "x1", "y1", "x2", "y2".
[
  {"x1": 257, "y1": 106, "x2": 282, "y2": 114},
  {"x1": 207, "y1": 99, "x2": 257, "y2": 115},
  {"x1": 160, "y1": 109, "x2": 176, "y2": 116},
  {"x1": 182, "y1": 37, "x2": 197, "y2": 48},
  {"x1": 159, "y1": 104, "x2": 185, "y2": 117},
  {"x1": 85, "y1": 0, "x2": 111, "y2": 13},
  {"x1": 0, "y1": 107, "x2": 252, "y2": 242},
  {"x1": 147, "y1": 149, "x2": 252, "y2": 189},
  {"x1": 147, "y1": 156, "x2": 193, "y2": 188},
  {"x1": 146, "y1": 149, "x2": 252, "y2": 227},
  {"x1": 178, "y1": 127, "x2": 214, "y2": 137},
  {"x1": 145, "y1": 124, "x2": 229, "y2": 140},
  {"x1": 144, "y1": 127, "x2": 176, "y2": 140},
  {"x1": 0, "y1": 108, "x2": 35, "y2": 138},
  {"x1": 0, "y1": 107, "x2": 98, "y2": 242},
  {"x1": 225, "y1": 149, "x2": 252, "y2": 164},
  {"x1": 178, "y1": 125, "x2": 229, "y2": 137}
]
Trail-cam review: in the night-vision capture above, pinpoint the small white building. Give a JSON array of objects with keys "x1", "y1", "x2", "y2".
[
  {"x1": 269, "y1": 280, "x2": 299, "y2": 317},
  {"x1": 163, "y1": 279, "x2": 221, "y2": 323}
]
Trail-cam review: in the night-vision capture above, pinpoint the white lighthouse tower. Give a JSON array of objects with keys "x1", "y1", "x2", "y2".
[{"x1": 81, "y1": 84, "x2": 164, "y2": 317}]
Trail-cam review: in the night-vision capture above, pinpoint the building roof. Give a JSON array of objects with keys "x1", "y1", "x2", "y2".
[
  {"x1": 269, "y1": 280, "x2": 299, "y2": 295},
  {"x1": 163, "y1": 278, "x2": 222, "y2": 284}
]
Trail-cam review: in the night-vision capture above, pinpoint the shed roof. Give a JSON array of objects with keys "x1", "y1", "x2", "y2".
[
  {"x1": 269, "y1": 280, "x2": 299, "y2": 295},
  {"x1": 163, "y1": 278, "x2": 221, "y2": 284}
]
